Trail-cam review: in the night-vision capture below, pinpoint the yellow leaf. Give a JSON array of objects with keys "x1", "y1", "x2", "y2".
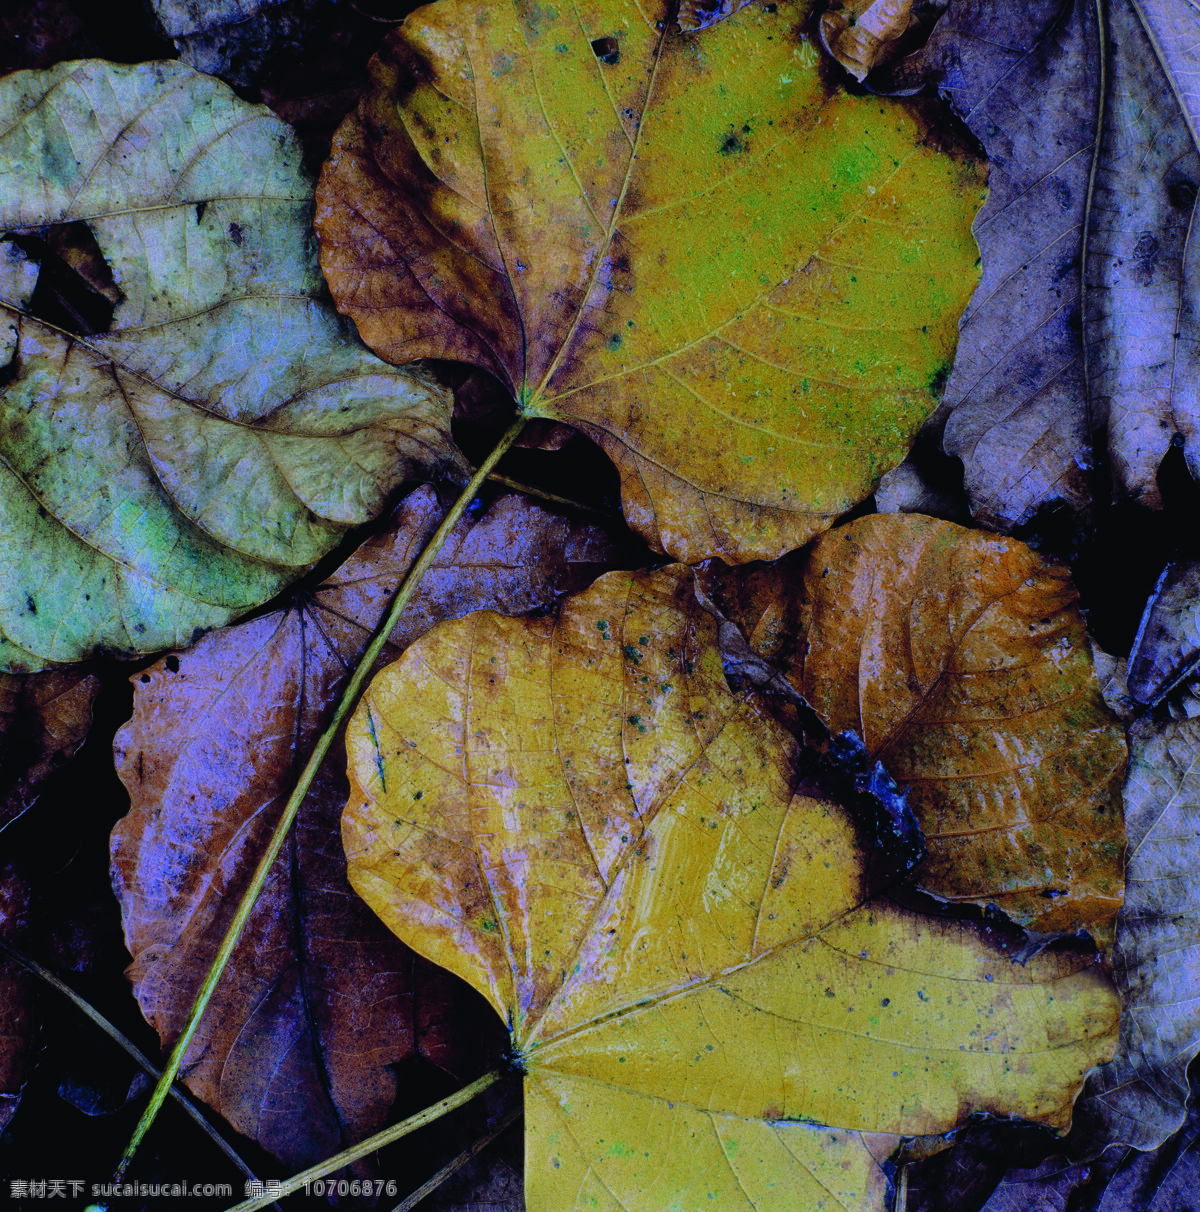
[
  {"x1": 315, "y1": 0, "x2": 987, "y2": 563},
  {"x1": 343, "y1": 566, "x2": 1118, "y2": 1208}
]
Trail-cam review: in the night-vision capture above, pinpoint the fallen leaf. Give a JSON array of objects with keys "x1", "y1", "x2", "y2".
[
  {"x1": 820, "y1": 0, "x2": 917, "y2": 82},
  {"x1": 1087, "y1": 0, "x2": 1200, "y2": 509},
  {"x1": 343, "y1": 566, "x2": 1119, "y2": 1209},
  {"x1": 0, "y1": 59, "x2": 459, "y2": 672},
  {"x1": 315, "y1": 0, "x2": 987, "y2": 563},
  {"x1": 0, "y1": 667, "x2": 99, "y2": 831},
  {"x1": 872, "y1": 0, "x2": 1100, "y2": 532},
  {"x1": 150, "y1": 0, "x2": 409, "y2": 167},
  {"x1": 111, "y1": 484, "x2": 627, "y2": 1170},
  {"x1": 151, "y1": 0, "x2": 332, "y2": 87},
  {"x1": 703, "y1": 514, "x2": 1128, "y2": 941},
  {"x1": 1127, "y1": 560, "x2": 1200, "y2": 704},
  {"x1": 919, "y1": 1061, "x2": 1200, "y2": 1211},
  {"x1": 1068, "y1": 711, "x2": 1200, "y2": 1152}
]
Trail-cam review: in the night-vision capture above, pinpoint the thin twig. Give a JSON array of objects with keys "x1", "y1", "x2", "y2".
[
  {"x1": 0, "y1": 939, "x2": 269, "y2": 1198},
  {"x1": 485, "y1": 471, "x2": 617, "y2": 520},
  {"x1": 222, "y1": 1070, "x2": 505, "y2": 1212},
  {"x1": 392, "y1": 1103, "x2": 521, "y2": 1212},
  {"x1": 116, "y1": 416, "x2": 528, "y2": 1179}
]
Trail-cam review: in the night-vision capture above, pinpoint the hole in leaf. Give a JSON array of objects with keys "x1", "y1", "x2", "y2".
[
  {"x1": 590, "y1": 36, "x2": 620, "y2": 64},
  {"x1": 7, "y1": 221, "x2": 123, "y2": 336}
]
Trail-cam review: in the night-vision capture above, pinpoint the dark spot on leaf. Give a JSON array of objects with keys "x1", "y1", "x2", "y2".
[
  {"x1": 591, "y1": 36, "x2": 620, "y2": 64},
  {"x1": 195, "y1": 201, "x2": 207, "y2": 223},
  {"x1": 228, "y1": 222, "x2": 244, "y2": 246},
  {"x1": 25, "y1": 596, "x2": 36, "y2": 615},
  {"x1": 928, "y1": 362, "x2": 950, "y2": 396},
  {"x1": 165, "y1": 655, "x2": 180, "y2": 673},
  {"x1": 719, "y1": 128, "x2": 748, "y2": 155},
  {"x1": 607, "y1": 332, "x2": 622, "y2": 350},
  {"x1": 1167, "y1": 176, "x2": 1197, "y2": 211}
]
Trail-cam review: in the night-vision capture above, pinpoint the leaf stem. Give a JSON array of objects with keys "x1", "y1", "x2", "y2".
[
  {"x1": 222, "y1": 1069, "x2": 504, "y2": 1212},
  {"x1": 391, "y1": 1102, "x2": 521, "y2": 1212},
  {"x1": 485, "y1": 471, "x2": 617, "y2": 520},
  {"x1": 0, "y1": 939, "x2": 269, "y2": 1195},
  {"x1": 115, "y1": 414, "x2": 528, "y2": 1180}
]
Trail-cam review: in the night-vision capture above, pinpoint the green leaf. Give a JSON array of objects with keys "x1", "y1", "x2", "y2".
[{"x1": 0, "y1": 60, "x2": 461, "y2": 671}]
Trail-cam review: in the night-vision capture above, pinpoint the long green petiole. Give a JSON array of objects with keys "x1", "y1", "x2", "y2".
[
  {"x1": 222, "y1": 1069, "x2": 505, "y2": 1212},
  {"x1": 115, "y1": 415, "x2": 528, "y2": 1179}
]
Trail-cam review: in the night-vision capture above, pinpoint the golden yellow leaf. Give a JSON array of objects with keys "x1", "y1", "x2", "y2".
[
  {"x1": 315, "y1": 0, "x2": 987, "y2": 563},
  {"x1": 706, "y1": 514, "x2": 1128, "y2": 942},
  {"x1": 343, "y1": 566, "x2": 1118, "y2": 1208}
]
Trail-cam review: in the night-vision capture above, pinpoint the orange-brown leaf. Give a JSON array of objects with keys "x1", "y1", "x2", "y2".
[{"x1": 706, "y1": 514, "x2": 1128, "y2": 941}]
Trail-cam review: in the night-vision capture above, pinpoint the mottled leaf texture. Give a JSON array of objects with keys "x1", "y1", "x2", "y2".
[
  {"x1": 873, "y1": 0, "x2": 1100, "y2": 531},
  {"x1": 0, "y1": 668, "x2": 98, "y2": 830},
  {"x1": 1087, "y1": 0, "x2": 1200, "y2": 508},
  {"x1": 1068, "y1": 713, "x2": 1200, "y2": 1152},
  {"x1": 343, "y1": 566, "x2": 1119, "y2": 1211},
  {"x1": 706, "y1": 514, "x2": 1127, "y2": 941},
  {"x1": 0, "y1": 60, "x2": 458, "y2": 672},
  {"x1": 315, "y1": 0, "x2": 986, "y2": 563},
  {"x1": 112, "y1": 484, "x2": 621, "y2": 1171}
]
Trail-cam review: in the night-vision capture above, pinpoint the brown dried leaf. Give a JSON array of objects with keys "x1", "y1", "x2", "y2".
[
  {"x1": 872, "y1": 0, "x2": 1100, "y2": 533},
  {"x1": 1068, "y1": 712, "x2": 1200, "y2": 1153},
  {"x1": 820, "y1": 0, "x2": 916, "y2": 82},
  {"x1": 704, "y1": 513, "x2": 1128, "y2": 942},
  {"x1": 0, "y1": 668, "x2": 99, "y2": 831},
  {"x1": 111, "y1": 484, "x2": 626, "y2": 1170}
]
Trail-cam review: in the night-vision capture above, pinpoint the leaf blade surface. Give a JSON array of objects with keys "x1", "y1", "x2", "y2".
[
  {"x1": 344, "y1": 566, "x2": 1120, "y2": 1208},
  {"x1": 0, "y1": 60, "x2": 458, "y2": 670},
  {"x1": 316, "y1": 0, "x2": 987, "y2": 562}
]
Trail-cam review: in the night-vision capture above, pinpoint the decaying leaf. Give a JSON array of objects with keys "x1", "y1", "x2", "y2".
[
  {"x1": 1068, "y1": 711, "x2": 1200, "y2": 1152},
  {"x1": 0, "y1": 667, "x2": 98, "y2": 831},
  {"x1": 151, "y1": 0, "x2": 330, "y2": 86},
  {"x1": 111, "y1": 484, "x2": 625, "y2": 1169},
  {"x1": 1127, "y1": 560, "x2": 1200, "y2": 705},
  {"x1": 151, "y1": 0, "x2": 404, "y2": 167},
  {"x1": 1087, "y1": 0, "x2": 1200, "y2": 508},
  {"x1": 0, "y1": 59, "x2": 459, "y2": 672},
  {"x1": 819, "y1": 0, "x2": 916, "y2": 82},
  {"x1": 343, "y1": 566, "x2": 1119, "y2": 1209},
  {"x1": 872, "y1": 0, "x2": 1100, "y2": 532},
  {"x1": 315, "y1": 0, "x2": 987, "y2": 563},
  {"x1": 704, "y1": 514, "x2": 1128, "y2": 941}
]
